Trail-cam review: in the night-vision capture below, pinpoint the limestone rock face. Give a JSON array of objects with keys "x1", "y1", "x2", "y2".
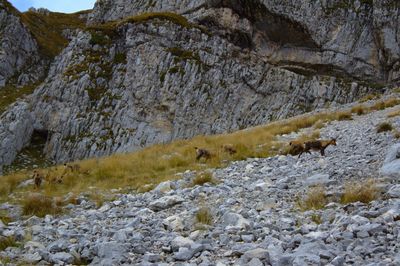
[
  {"x1": 89, "y1": 0, "x2": 400, "y2": 83},
  {"x1": 0, "y1": 0, "x2": 44, "y2": 87},
  {"x1": 1, "y1": 0, "x2": 399, "y2": 168}
]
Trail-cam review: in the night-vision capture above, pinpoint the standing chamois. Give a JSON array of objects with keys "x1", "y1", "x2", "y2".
[
  {"x1": 32, "y1": 170, "x2": 43, "y2": 189},
  {"x1": 222, "y1": 144, "x2": 237, "y2": 155},
  {"x1": 298, "y1": 138, "x2": 337, "y2": 158},
  {"x1": 288, "y1": 141, "x2": 305, "y2": 156}
]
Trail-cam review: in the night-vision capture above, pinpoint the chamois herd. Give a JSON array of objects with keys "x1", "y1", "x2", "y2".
[
  {"x1": 31, "y1": 163, "x2": 81, "y2": 189},
  {"x1": 31, "y1": 139, "x2": 336, "y2": 189},
  {"x1": 194, "y1": 138, "x2": 337, "y2": 161}
]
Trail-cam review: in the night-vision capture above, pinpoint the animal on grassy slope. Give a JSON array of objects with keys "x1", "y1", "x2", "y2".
[
  {"x1": 298, "y1": 138, "x2": 337, "y2": 158},
  {"x1": 194, "y1": 147, "x2": 212, "y2": 161},
  {"x1": 64, "y1": 163, "x2": 81, "y2": 173},
  {"x1": 222, "y1": 144, "x2": 237, "y2": 155},
  {"x1": 32, "y1": 170, "x2": 43, "y2": 189},
  {"x1": 288, "y1": 141, "x2": 305, "y2": 156}
]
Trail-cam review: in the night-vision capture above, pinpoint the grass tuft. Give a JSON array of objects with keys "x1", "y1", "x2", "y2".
[
  {"x1": 359, "y1": 93, "x2": 380, "y2": 103},
  {"x1": 0, "y1": 236, "x2": 18, "y2": 251},
  {"x1": 336, "y1": 111, "x2": 353, "y2": 121},
  {"x1": 393, "y1": 130, "x2": 400, "y2": 139},
  {"x1": 376, "y1": 122, "x2": 393, "y2": 133},
  {"x1": 22, "y1": 194, "x2": 62, "y2": 218},
  {"x1": 370, "y1": 98, "x2": 400, "y2": 112},
  {"x1": 311, "y1": 214, "x2": 322, "y2": 224},
  {"x1": 351, "y1": 105, "x2": 365, "y2": 115},
  {"x1": 191, "y1": 172, "x2": 217, "y2": 186},
  {"x1": 341, "y1": 179, "x2": 379, "y2": 204},
  {"x1": 298, "y1": 186, "x2": 327, "y2": 211},
  {"x1": 387, "y1": 109, "x2": 400, "y2": 118},
  {"x1": 195, "y1": 207, "x2": 213, "y2": 225}
]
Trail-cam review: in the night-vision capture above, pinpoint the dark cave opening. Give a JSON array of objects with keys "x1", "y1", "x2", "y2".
[{"x1": 3, "y1": 129, "x2": 53, "y2": 174}]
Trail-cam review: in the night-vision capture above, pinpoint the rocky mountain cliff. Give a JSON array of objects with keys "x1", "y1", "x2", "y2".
[
  {"x1": 0, "y1": 0, "x2": 44, "y2": 87},
  {"x1": 1, "y1": 0, "x2": 400, "y2": 173}
]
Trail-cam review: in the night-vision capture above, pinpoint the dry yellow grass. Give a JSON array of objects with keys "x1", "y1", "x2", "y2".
[
  {"x1": 336, "y1": 111, "x2": 353, "y2": 121},
  {"x1": 376, "y1": 122, "x2": 393, "y2": 133},
  {"x1": 0, "y1": 106, "x2": 394, "y2": 209},
  {"x1": 351, "y1": 105, "x2": 366, "y2": 115},
  {"x1": 191, "y1": 172, "x2": 217, "y2": 187},
  {"x1": 359, "y1": 93, "x2": 380, "y2": 103},
  {"x1": 387, "y1": 109, "x2": 400, "y2": 118},
  {"x1": 21, "y1": 194, "x2": 62, "y2": 217},
  {"x1": 341, "y1": 179, "x2": 379, "y2": 204},
  {"x1": 313, "y1": 120, "x2": 325, "y2": 129},
  {"x1": 298, "y1": 186, "x2": 327, "y2": 210},
  {"x1": 370, "y1": 98, "x2": 400, "y2": 111},
  {"x1": 311, "y1": 214, "x2": 322, "y2": 224},
  {"x1": 393, "y1": 130, "x2": 400, "y2": 139},
  {"x1": 19, "y1": 11, "x2": 86, "y2": 58},
  {"x1": 0, "y1": 236, "x2": 17, "y2": 251},
  {"x1": 195, "y1": 207, "x2": 213, "y2": 225}
]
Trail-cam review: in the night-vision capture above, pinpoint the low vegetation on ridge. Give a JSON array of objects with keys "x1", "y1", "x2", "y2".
[{"x1": 87, "y1": 12, "x2": 207, "y2": 36}]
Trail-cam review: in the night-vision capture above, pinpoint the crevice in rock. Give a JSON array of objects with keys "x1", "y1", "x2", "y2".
[
  {"x1": 213, "y1": 0, "x2": 319, "y2": 49},
  {"x1": 3, "y1": 129, "x2": 53, "y2": 174}
]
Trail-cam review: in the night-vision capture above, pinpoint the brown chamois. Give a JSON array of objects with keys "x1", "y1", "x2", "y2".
[
  {"x1": 64, "y1": 163, "x2": 81, "y2": 173},
  {"x1": 298, "y1": 138, "x2": 337, "y2": 158},
  {"x1": 222, "y1": 144, "x2": 237, "y2": 155},
  {"x1": 288, "y1": 141, "x2": 305, "y2": 156},
  {"x1": 32, "y1": 170, "x2": 43, "y2": 189},
  {"x1": 194, "y1": 147, "x2": 212, "y2": 161}
]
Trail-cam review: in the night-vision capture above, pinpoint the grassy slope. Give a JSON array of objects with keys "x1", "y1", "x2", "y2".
[
  {"x1": 19, "y1": 11, "x2": 87, "y2": 58},
  {"x1": 2, "y1": 96, "x2": 399, "y2": 207}
]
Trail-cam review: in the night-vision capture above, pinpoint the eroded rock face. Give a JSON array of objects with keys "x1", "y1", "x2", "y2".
[
  {"x1": 0, "y1": 102, "x2": 34, "y2": 174},
  {"x1": 26, "y1": 22, "x2": 372, "y2": 163},
  {"x1": 0, "y1": 1, "x2": 44, "y2": 87},
  {"x1": 89, "y1": 0, "x2": 400, "y2": 83},
  {"x1": 1, "y1": 0, "x2": 399, "y2": 168}
]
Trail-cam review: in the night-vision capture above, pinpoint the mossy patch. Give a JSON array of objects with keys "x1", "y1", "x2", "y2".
[
  {"x1": 0, "y1": 81, "x2": 41, "y2": 115},
  {"x1": 166, "y1": 47, "x2": 209, "y2": 71},
  {"x1": 114, "y1": 52, "x2": 127, "y2": 64}
]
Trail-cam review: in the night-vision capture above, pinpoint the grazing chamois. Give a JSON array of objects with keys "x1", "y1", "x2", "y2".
[
  {"x1": 288, "y1": 141, "x2": 305, "y2": 156},
  {"x1": 64, "y1": 163, "x2": 81, "y2": 173},
  {"x1": 194, "y1": 147, "x2": 212, "y2": 161},
  {"x1": 298, "y1": 138, "x2": 337, "y2": 158},
  {"x1": 32, "y1": 170, "x2": 43, "y2": 189},
  {"x1": 222, "y1": 144, "x2": 237, "y2": 155}
]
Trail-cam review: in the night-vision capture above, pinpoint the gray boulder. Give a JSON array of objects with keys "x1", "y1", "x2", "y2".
[
  {"x1": 380, "y1": 144, "x2": 400, "y2": 176},
  {"x1": 222, "y1": 212, "x2": 251, "y2": 229},
  {"x1": 49, "y1": 252, "x2": 74, "y2": 264},
  {"x1": 149, "y1": 195, "x2": 184, "y2": 211}
]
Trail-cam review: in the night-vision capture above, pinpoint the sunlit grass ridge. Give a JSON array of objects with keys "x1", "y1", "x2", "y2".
[{"x1": 1, "y1": 97, "x2": 399, "y2": 209}]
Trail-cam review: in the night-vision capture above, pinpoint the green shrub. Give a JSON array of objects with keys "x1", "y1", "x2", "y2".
[{"x1": 89, "y1": 32, "x2": 109, "y2": 46}]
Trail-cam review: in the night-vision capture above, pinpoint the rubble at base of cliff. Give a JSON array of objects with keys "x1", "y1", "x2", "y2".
[{"x1": 0, "y1": 99, "x2": 399, "y2": 265}]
